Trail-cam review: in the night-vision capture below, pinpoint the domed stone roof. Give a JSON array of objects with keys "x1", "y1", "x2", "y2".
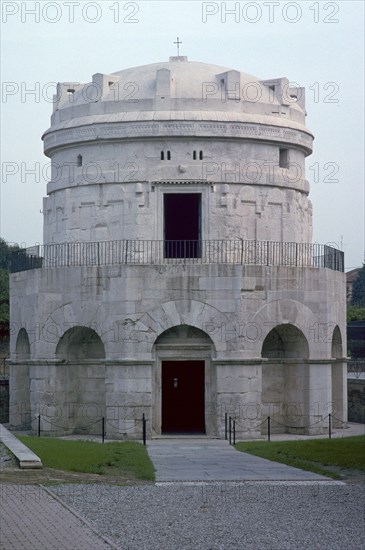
[{"x1": 43, "y1": 57, "x2": 312, "y2": 156}]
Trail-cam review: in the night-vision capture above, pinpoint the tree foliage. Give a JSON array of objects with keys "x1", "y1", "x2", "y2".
[
  {"x1": 0, "y1": 238, "x2": 20, "y2": 323},
  {"x1": 347, "y1": 305, "x2": 365, "y2": 322},
  {"x1": 351, "y1": 264, "x2": 365, "y2": 307}
]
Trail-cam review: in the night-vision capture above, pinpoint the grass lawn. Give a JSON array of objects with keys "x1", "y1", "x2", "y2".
[
  {"x1": 235, "y1": 436, "x2": 365, "y2": 480},
  {"x1": 18, "y1": 436, "x2": 155, "y2": 481}
]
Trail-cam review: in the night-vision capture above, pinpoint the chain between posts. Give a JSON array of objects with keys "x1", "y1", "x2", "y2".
[
  {"x1": 31, "y1": 414, "x2": 147, "y2": 443},
  {"x1": 227, "y1": 414, "x2": 340, "y2": 443}
]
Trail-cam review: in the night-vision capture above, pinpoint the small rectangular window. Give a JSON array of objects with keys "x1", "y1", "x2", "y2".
[
  {"x1": 199, "y1": 151, "x2": 203, "y2": 160},
  {"x1": 279, "y1": 148, "x2": 289, "y2": 169},
  {"x1": 167, "y1": 151, "x2": 171, "y2": 160},
  {"x1": 193, "y1": 151, "x2": 197, "y2": 160},
  {"x1": 161, "y1": 151, "x2": 164, "y2": 160}
]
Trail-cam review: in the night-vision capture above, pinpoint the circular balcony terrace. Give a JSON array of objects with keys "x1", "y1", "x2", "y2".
[{"x1": 11, "y1": 240, "x2": 344, "y2": 273}]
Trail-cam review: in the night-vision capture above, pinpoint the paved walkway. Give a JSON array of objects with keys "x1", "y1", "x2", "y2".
[
  {"x1": 0, "y1": 484, "x2": 117, "y2": 550},
  {"x1": 2, "y1": 426, "x2": 362, "y2": 549},
  {"x1": 146, "y1": 439, "x2": 336, "y2": 482}
]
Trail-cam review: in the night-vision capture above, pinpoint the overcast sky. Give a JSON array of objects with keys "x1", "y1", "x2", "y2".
[{"x1": 1, "y1": 0, "x2": 364, "y2": 270}]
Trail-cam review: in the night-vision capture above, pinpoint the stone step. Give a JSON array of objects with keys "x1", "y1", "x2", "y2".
[{"x1": 0, "y1": 424, "x2": 43, "y2": 469}]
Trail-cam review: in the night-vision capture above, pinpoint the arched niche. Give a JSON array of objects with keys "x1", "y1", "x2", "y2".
[
  {"x1": 261, "y1": 324, "x2": 309, "y2": 433},
  {"x1": 15, "y1": 328, "x2": 31, "y2": 360},
  {"x1": 55, "y1": 326, "x2": 105, "y2": 433},
  {"x1": 56, "y1": 326, "x2": 105, "y2": 360},
  {"x1": 331, "y1": 326, "x2": 346, "y2": 427},
  {"x1": 331, "y1": 325, "x2": 343, "y2": 358},
  {"x1": 262, "y1": 324, "x2": 309, "y2": 359}
]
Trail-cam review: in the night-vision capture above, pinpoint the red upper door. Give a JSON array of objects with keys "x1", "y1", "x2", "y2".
[{"x1": 162, "y1": 360, "x2": 205, "y2": 433}]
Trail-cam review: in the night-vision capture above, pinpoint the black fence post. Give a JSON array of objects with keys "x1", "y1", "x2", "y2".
[
  {"x1": 233, "y1": 419, "x2": 236, "y2": 446},
  {"x1": 225, "y1": 413, "x2": 228, "y2": 440},
  {"x1": 37, "y1": 415, "x2": 41, "y2": 437},
  {"x1": 142, "y1": 414, "x2": 147, "y2": 445},
  {"x1": 328, "y1": 413, "x2": 332, "y2": 439},
  {"x1": 267, "y1": 416, "x2": 271, "y2": 442},
  {"x1": 229, "y1": 416, "x2": 232, "y2": 445},
  {"x1": 102, "y1": 416, "x2": 105, "y2": 443}
]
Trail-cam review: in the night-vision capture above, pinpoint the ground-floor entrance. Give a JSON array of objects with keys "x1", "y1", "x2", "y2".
[{"x1": 162, "y1": 360, "x2": 205, "y2": 433}]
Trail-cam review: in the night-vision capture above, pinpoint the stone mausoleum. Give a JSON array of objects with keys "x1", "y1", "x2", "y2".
[{"x1": 10, "y1": 56, "x2": 347, "y2": 439}]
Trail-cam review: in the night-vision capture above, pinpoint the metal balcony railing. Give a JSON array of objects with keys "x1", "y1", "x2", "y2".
[{"x1": 10, "y1": 240, "x2": 344, "y2": 273}]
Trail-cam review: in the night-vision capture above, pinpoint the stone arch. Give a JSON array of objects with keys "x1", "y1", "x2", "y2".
[
  {"x1": 56, "y1": 326, "x2": 105, "y2": 360},
  {"x1": 15, "y1": 328, "x2": 30, "y2": 360},
  {"x1": 331, "y1": 325, "x2": 346, "y2": 426},
  {"x1": 250, "y1": 298, "x2": 319, "y2": 357},
  {"x1": 138, "y1": 299, "x2": 237, "y2": 354},
  {"x1": 261, "y1": 323, "x2": 309, "y2": 434},
  {"x1": 152, "y1": 322, "x2": 217, "y2": 437}
]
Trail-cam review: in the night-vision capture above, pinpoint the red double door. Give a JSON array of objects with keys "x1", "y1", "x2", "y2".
[{"x1": 162, "y1": 361, "x2": 205, "y2": 434}]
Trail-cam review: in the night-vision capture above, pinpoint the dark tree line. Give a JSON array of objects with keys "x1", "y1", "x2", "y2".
[
  {"x1": 0, "y1": 238, "x2": 20, "y2": 323},
  {"x1": 351, "y1": 264, "x2": 365, "y2": 307}
]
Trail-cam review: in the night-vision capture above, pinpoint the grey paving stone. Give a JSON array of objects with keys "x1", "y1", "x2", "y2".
[{"x1": 146, "y1": 438, "x2": 332, "y2": 482}]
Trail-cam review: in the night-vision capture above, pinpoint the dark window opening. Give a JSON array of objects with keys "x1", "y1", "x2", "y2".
[
  {"x1": 67, "y1": 88, "x2": 75, "y2": 95},
  {"x1": 199, "y1": 151, "x2": 203, "y2": 160},
  {"x1": 161, "y1": 150, "x2": 171, "y2": 161},
  {"x1": 279, "y1": 148, "x2": 289, "y2": 169},
  {"x1": 77, "y1": 154, "x2": 82, "y2": 167},
  {"x1": 164, "y1": 193, "x2": 201, "y2": 258},
  {"x1": 193, "y1": 150, "x2": 197, "y2": 160}
]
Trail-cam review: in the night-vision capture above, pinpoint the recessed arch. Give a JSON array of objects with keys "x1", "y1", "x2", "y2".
[
  {"x1": 262, "y1": 324, "x2": 309, "y2": 359},
  {"x1": 152, "y1": 323, "x2": 216, "y2": 437},
  {"x1": 15, "y1": 328, "x2": 30, "y2": 360},
  {"x1": 261, "y1": 324, "x2": 309, "y2": 434},
  {"x1": 56, "y1": 326, "x2": 105, "y2": 360},
  {"x1": 331, "y1": 325, "x2": 342, "y2": 358},
  {"x1": 154, "y1": 324, "x2": 214, "y2": 346},
  {"x1": 331, "y1": 326, "x2": 346, "y2": 427}
]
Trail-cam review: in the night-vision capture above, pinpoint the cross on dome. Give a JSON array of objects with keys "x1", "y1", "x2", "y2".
[{"x1": 173, "y1": 37, "x2": 182, "y2": 56}]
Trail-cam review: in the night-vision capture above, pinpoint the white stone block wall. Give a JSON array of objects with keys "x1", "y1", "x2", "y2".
[{"x1": 9, "y1": 264, "x2": 347, "y2": 438}]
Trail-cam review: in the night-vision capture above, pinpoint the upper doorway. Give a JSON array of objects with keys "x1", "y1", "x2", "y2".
[{"x1": 164, "y1": 193, "x2": 201, "y2": 258}]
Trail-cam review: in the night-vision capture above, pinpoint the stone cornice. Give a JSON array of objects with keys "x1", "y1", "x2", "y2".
[{"x1": 43, "y1": 119, "x2": 313, "y2": 156}]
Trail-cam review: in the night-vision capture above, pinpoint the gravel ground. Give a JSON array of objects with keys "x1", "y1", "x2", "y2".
[
  {"x1": 51, "y1": 482, "x2": 365, "y2": 550},
  {"x1": 0, "y1": 442, "x2": 17, "y2": 469}
]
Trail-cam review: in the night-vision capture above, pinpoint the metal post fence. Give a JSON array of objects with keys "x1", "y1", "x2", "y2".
[
  {"x1": 267, "y1": 416, "x2": 271, "y2": 442},
  {"x1": 102, "y1": 417, "x2": 105, "y2": 443},
  {"x1": 225, "y1": 413, "x2": 228, "y2": 440},
  {"x1": 229, "y1": 416, "x2": 232, "y2": 445},
  {"x1": 142, "y1": 413, "x2": 146, "y2": 445},
  {"x1": 233, "y1": 419, "x2": 236, "y2": 446},
  {"x1": 328, "y1": 413, "x2": 332, "y2": 439},
  {"x1": 37, "y1": 415, "x2": 41, "y2": 437}
]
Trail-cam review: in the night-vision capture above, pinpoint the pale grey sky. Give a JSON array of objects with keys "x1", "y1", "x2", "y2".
[{"x1": 1, "y1": 0, "x2": 364, "y2": 269}]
